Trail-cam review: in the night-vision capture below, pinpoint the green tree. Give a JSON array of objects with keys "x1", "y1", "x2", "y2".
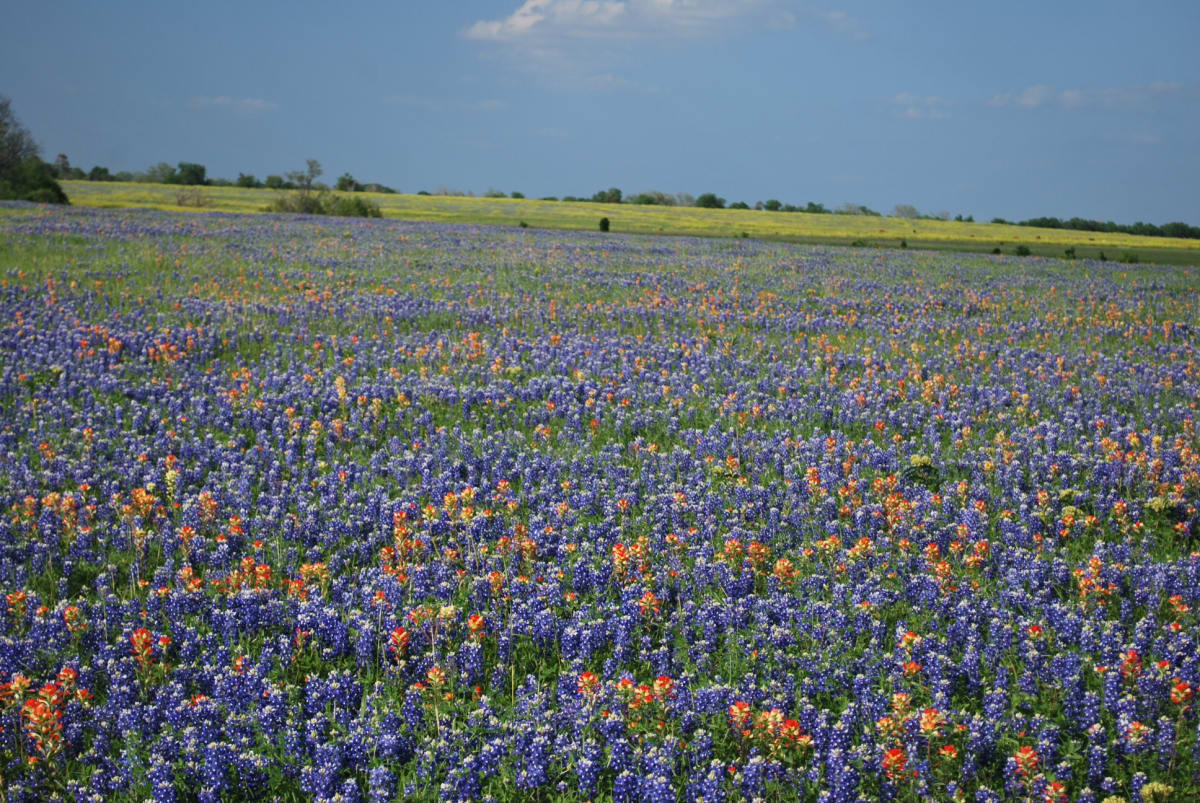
[
  {"x1": 142, "y1": 162, "x2": 178, "y2": 183},
  {"x1": 0, "y1": 95, "x2": 69, "y2": 203},
  {"x1": 591, "y1": 187, "x2": 622, "y2": 203},
  {"x1": 236, "y1": 173, "x2": 260, "y2": 188},
  {"x1": 695, "y1": 193, "x2": 725, "y2": 209},
  {"x1": 171, "y1": 162, "x2": 207, "y2": 185},
  {"x1": 336, "y1": 172, "x2": 364, "y2": 192},
  {"x1": 88, "y1": 165, "x2": 112, "y2": 181},
  {"x1": 763, "y1": 199, "x2": 782, "y2": 211}
]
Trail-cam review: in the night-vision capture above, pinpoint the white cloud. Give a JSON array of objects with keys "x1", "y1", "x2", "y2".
[
  {"x1": 816, "y1": 9, "x2": 867, "y2": 41},
  {"x1": 892, "y1": 92, "x2": 951, "y2": 120},
  {"x1": 463, "y1": 0, "x2": 629, "y2": 41},
  {"x1": 989, "y1": 82, "x2": 1184, "y2": 110},
  {"x1": 463, "y1": 0, "x2": 778, "y2": 42},
  {"x1": 191, "y1": 96, "x2": 278, "y2": 112},
  {"x1": 462, "y1": 0, "x2": 865, "y2": 87}
]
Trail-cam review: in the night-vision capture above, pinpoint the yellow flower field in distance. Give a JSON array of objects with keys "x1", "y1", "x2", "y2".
[{"x1": 54, "y1": 180, "x2": 1200, "y2": 262}]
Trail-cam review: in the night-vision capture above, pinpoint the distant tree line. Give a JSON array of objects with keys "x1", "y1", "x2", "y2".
[
  {"x1": 990, "y1": 215, "x2": 1200, "y2": 241},
  {"x1": 48, "y1": 154, "x2": 397, "y2": 196},
  {"x1": 6, "y1": 82, "x2": 1195, "y2": 238}
]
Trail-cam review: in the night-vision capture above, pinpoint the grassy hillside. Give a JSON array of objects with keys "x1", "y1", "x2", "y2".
[{"x1": 56, "y1": 180, "x2": 1200, "y2": 264}]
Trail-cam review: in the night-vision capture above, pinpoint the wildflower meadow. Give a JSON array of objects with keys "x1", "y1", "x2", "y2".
[{"x1": 0, "y1": 203, "x2": 1198, "y2": 802}]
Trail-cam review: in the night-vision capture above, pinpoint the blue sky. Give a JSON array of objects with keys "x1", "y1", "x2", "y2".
[{"x1": 4, "y1": 0, "x2": 1198, "y2": 223}]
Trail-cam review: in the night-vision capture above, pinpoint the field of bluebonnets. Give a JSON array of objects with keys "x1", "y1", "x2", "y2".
[{"x1": 0, "y1": 202, "x2": 1198, "y2": 802}]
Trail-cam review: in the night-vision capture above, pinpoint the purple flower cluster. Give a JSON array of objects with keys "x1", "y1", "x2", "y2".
[{"x1": 0, "y1": 204, "x2": 1197, "y2": 800}]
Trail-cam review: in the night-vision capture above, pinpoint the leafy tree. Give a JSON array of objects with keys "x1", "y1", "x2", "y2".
[
  {"x1": 51, "y1": 153, "x2": 85, "y2": 180},
  {"x1": 286, "y1": 159, "x2": 322, "y2": 191},
  {"x1": 265, "y1": 174, "x2": 284, "y2": 190},
  {"x1": 695, "y1": 193, "x2": 725, "y2": 209},
  {"x1": 598, "y1": 217, "x2": 610, "y2": 232},
  {"x1": 236, "y1": 173, "x2": 260, "y2": 188},
  {"x1": 892, "y1": 204, "x2": 919, "y2": 219},
  {"x1": 336, "y1": 173, "x2": 364, "y2": 192},
  {"x1": 0, "y1": 95, "x2": 39, "y2": 177},
  {"x1": 591, "y1": 187, "x2": 622, "y2": 203},
  {"x1": 171, "y1": 162, "x2": 207, "y2": 186},
  {"x1": 805, "y1": 202, "x2": 829, "y2": 214},
  {"x1": 510, "y1": 191, "x2": 524, "y2": 199},
  {"x1": 0, "y1": 95, "x2": 69, "y2": 204},
  {"x1": 142, "y1": 162, "x2": 178, "y2": 184},
  {"x1": 763, "y1": 199, "x2": 782, "y2": 211},
  {"x1": 729, "y1": 201, "x2": 750, "y2": 210},
  {"x1": 88, "y1": 166, "x2": 112, "y2": 181}
]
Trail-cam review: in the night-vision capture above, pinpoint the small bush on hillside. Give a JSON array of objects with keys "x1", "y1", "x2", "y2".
[
  {"x1": 1015, "y1": 245, "x2": 1032, "y2": 256},
  {"x1": 326, "y1": 195, "x2": 382, "y2": 218},
  {"x1": 267, "y1": 191, "x2": 381, "y2": 218},
  {"x1": 175, "y1": 188, "x2": 211, "y2": 208},
  {"x1": 599, "y1": 217, "x2": 610, "y2": 232}
]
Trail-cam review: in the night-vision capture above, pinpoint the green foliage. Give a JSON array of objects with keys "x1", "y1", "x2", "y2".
[
  {"x1": 729, "y1": 201, "x2": 750, "y2": 210},
  {"x1": 167, "y1": 162, "x2": 207, "y2": 186},
  {"x1": 1014, "y1": 245, "x2": 1032, "y2": 256},
  {"x1": 325, "y1": 195, "x2": 381, "y2": 218},
  {"x1": 0, "y1": 96, "x2": 69, "y2": 204},
  {"x1": 266, "y1": 162, "x2": 380, "y2": 218},
  {"x1": 1064, "y1": 246, "x2": 1076, "y2": 259},
  {"x1": 695, "y1": 193, "x2": 725, "y2": 209},
  {"x1": 510, "y1": 191, "x2": 524, "y2": 199},
  {"x1": 591, "y1": 187, "x2": 622, "y2": 203},
  {"x1": 763, "y1": 199, "x2": 782, "y2": 211},
  {"x1": 1019, "y1": 215, "x2": 1200, "y2": 240},
  {"x1": 286, "y1": 159, "x2": 322, "y2": 191},
  {"x1": 630, "y1": 191, "x2": 675, "y2": 206},
  {"x1": 598, "y1": 216, "x2": 610, "y2": 232},
  {"x1": 1121, "y1": 251, "x2": 1139, "y2": 264},
  {"x1": 0, "y1": 156, "x2": 69, "y2": 204},
  {"x1": 236, "y1": 173, "x2": 261, "y2": 188},
  {"x1": 51, "y1": 154, "x2": 85, "y2": 180},
  {"x1": 264, "y1": 174, "x2": 285, "y2": 189},
  {"x1": 88, "y1": 166, "x2": 112, "y2": 181},
  {"x1": 336, "y1": 173, "x2": 364, "y2": 192}
]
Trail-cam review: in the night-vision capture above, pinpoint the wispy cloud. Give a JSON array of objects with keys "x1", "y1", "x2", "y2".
[
  {"x1": 463, "y1": 1, "x2": 865, "y2": 89},
  {"x1": 891, "y1": 92, "x2": 951, "y2": 120},
  {"x1": 988, "y1": 82, "x2": 1184, "y2": 110},
  {"x1": 384, "y1": 95, "x2": 508, "y2": 112},
  {"x1": 463, "y1": 0, "x2": 764, "y2": 42},
  {"x1": 191, "y1": 96, "x2": 278, "y2": 112},
  {"x1": 815, "y1": 9, "x2": 867, "y2": 41}
]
